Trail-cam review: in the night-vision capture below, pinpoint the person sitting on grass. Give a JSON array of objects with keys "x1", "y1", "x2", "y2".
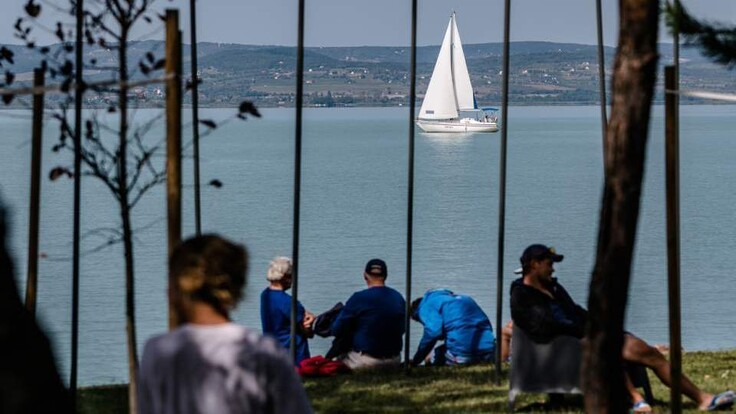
[
  {"x1": 511, "y1": 243, "x2": 734, "y2": 413},
  {"x1": 260, "y1": 256, "x2": 315, "y2": 365},
  {"x1": 410, "y1": 289, "x2": 502, "y2": 366},
  {"x1": 330, "y1": 258, "x2": 405, "y2": 370},
  {"x1": 138, "y1": 235, "x2": 312, "y2": 414}
]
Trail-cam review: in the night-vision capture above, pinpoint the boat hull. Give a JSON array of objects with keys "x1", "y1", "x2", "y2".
[{"x1": 416, "y1": 118, "x2": 499, "y2": 133}]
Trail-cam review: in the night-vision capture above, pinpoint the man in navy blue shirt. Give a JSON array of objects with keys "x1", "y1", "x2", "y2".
[
  {"x1": 330, "y1": 258, "x2": 405, "y2": 369},
  {"x1": 410, "y1": 289, "x2": 496, "y2": 366}
]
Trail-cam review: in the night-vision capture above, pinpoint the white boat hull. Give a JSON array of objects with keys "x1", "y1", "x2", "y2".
[{"x1": 416, "y1": 118, "x2": 499, "y2": 133}]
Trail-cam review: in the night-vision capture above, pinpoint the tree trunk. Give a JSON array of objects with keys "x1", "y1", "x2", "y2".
[
  {"x1": 118, "y1": 28, "x2": 139, "y2": 414},
  {"x1": 583, "y1": 1, "x2": 659, "y2": 413}
]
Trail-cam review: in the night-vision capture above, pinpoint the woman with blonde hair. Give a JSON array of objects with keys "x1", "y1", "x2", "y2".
[
  {"x1": 260, "y1": 256, "x2": 314, "y2": 365},
  {"x1": 138, "y1": 235, "x2": 312, "y2": 414}
]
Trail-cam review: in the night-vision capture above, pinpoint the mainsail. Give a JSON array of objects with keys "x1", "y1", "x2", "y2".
[{"x1": 418, "y1": 12, "x2": 475, "y2": 120}]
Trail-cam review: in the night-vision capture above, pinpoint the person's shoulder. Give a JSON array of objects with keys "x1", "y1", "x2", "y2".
[
  {"x1": 379, "y1": 285, "x2": 405, "y2": 301},
  {"x1": 510, "y1": 278, "x2": 527, "y2": 294},
  {"x1": 141, "y1": 327, "x2": 190, "y2": 363},
  {"x1": 261, "y1": 287, "x2": 285, "y2": 298},
  {"x1": 386, "y1": 285, "x2": 403, "y2": 295}
]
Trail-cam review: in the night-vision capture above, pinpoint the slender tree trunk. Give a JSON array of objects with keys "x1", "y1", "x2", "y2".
[
  {"x1": 583, "y1": 1, "x2": 659, "y2": 413},
  {"x1": 118, "y1": 27, "x2": 139, "y2": 414}
]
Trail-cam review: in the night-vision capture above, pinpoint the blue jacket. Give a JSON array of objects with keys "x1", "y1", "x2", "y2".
[
  {"x1": 412, "y1": 289, "x2": 495, "y2": 364},
  {"x1": 330, "y1": 286, "x2": 405, "y2": 358}
]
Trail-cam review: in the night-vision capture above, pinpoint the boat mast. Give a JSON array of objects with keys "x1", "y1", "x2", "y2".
[{"x1": 450, "y1": 12, "x2": 460, "y2": 116}]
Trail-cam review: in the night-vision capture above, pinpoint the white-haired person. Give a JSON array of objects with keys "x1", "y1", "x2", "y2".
[
  {"x1": 260, "y1": 256, "x2": 315, "y2": 365},
  {"x1": 138, "y1": 235, "x2": 313, "y2": 414}
]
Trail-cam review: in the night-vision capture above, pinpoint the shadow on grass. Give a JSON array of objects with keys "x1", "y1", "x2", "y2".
[{"x1": 75, "y1": 350, "x2": 736, "y2": 413}]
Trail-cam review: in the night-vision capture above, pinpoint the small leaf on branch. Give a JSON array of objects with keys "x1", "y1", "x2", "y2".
[
  {"x1": 49, "y1": 167, "x2": 73, "y2": 181},
  {"x1": 60, "y1": 60, "x2": 73, "y2": 76},
  {"x1": 25, "y1": 0, "x2": 41, "y2": 18},
  {"x1": 139, "y1": 61, "x2": 151, "y2": 75},
  {"x1": 85, "y1": 120, "x2": 94, "y2": 139},
  {"x1": 63, "y1": 44, "x2": 74, "y2": 53},
  {"x1": 238, "y1": 101, "x2": 261, "y2": 119},
  {"x1": 157, "y1": 13, "x2": 166, "y2": 21},
  {"x1": 14, "y1": 18, "x2": 23, "y2": 32},
  {"x1": 40, "y1": 46, "x2": 49, "y2": 54},
  {"x1": 55, "y1": 22, "x2": 64, "y2": 42},
  {"x1": 143, "y1": 16, "x2": 152, "y2": 24},
  {"x1": 208, "y1": 179, "x2": 223, "y2": 188},
  {"x1": 152, "y1": 59, "x2": 165, "y2": 71},
  {"x1": 108, "y1": 106, "x2": 116, "y2": 113},
  {"x1": 145, "y1": 52, "x2": 155, "y2": 63},
  {"x1": 200, "y1": 119, "x2": 217, "y2": 129},
  {"x1": 85, "y1": 29, "x2": 94, "y2": 45},
  {"x1": 0, "y1": 47, "x2": 15, "y2": 64},
  {"x1": 2, "y1": 94, "x2": 15, "y2": 105},
  {"x1": 5, "y1": 71, "x2": 15, "y2": 85}
]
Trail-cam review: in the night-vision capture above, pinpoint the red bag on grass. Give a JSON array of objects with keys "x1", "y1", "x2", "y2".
[{"x1": 297, "y1": 355, "x2": 351, "y2": 377}]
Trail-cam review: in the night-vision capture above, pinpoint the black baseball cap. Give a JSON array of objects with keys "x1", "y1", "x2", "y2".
[
  {"x1": 519, "y1": 244, "x2": 564, "y2": 269},
  {"x1": 365, "y1": 258, "x2": 387, "y2": 277}
]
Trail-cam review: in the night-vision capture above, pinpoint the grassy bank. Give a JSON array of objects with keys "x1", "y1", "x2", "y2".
[{"x1": 79, "y1": 350, "x2": 736, "y2": 413}]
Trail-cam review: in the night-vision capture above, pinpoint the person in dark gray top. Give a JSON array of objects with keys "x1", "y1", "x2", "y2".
[{"x1": 138, "y1": 235, "x2": 313, "y2": 414}]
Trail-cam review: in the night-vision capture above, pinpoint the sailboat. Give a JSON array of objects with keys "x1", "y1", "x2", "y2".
[{"x1": 417, "y1": 13, "x2": 498, "y2": 133}]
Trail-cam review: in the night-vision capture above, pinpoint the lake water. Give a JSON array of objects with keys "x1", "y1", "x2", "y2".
[{"x1": 1, "y1": 105, "x2": 735, "y2": 386}]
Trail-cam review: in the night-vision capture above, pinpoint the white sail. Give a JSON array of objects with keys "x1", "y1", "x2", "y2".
[
  {"x1": 416, "y1": 13, "x2": 498, "y2": 133},
  {"x1": 450, "y1": 14, "x2": 475, "y2": 110},
  {"x1": 418, "y1": 18, "x2": 458, "y2": 120}
]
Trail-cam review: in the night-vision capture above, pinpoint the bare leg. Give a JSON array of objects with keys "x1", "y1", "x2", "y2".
[
  {"x1": 622, "y1": 333, "x2": 713, "y2": 409},
  {"x1": 626, "y1": 374, "x2": 651, "y2": 412},
  {"x1": 501, "y1": 320, "x2": 513, "y2": 362}
]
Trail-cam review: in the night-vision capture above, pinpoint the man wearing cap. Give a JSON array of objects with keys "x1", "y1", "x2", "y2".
[
  {"x1": 511, "y1": 244, "x2": 734, "y2": 412},
  {"x1": 329, "y1": 259, "x2": 406, "y2": 370}
]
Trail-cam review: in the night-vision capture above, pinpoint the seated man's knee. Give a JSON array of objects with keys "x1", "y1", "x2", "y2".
[{"x1": 622, "y1": 334, "x2": 663, "y2": 365}]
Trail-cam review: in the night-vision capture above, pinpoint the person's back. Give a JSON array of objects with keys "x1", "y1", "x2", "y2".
[
  {"x1": 259, "y1": 257, "x2": 313, "y2": 365},
  {"x1": 436, "y1": 292, "x2": 495, "y2": 357},
  {"x1": 411, "y1": 289, "x2": 495, "y2": 365},
  {"x1": 140, "y1": 323, "x2": 309, "y2": 414},
  {"x1": 337, "y1": 286, "x2": 405, "y2": 358},
  {"x1": 330, "y1": 258, "x2": 405, "y2": 369}
]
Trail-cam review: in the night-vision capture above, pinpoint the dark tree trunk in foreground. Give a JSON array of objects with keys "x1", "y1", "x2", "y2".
[
  {"x1": 0, "y1": 206, "x2": 73, "y2": 414},
  {"x1": 583, "y1": 1, "x2": 659, "y2": 413}
]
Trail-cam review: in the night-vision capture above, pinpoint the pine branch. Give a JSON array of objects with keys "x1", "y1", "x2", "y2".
[{"x1": 665, "y1": 2, "x2": 736, "y2": 69}]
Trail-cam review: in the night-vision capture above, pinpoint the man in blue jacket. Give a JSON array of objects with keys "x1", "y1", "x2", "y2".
[{"x1": 410, "y1": 289, "x2": 496, "y2": 366}]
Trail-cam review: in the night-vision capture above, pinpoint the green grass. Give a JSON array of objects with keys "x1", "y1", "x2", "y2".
[{"x1": 78, "y1": 350, "x2": 736, "y2": 413}]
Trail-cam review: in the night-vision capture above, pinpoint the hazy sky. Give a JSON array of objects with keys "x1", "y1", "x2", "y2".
[{"x1": 1, "y1": 0, "x2": 734, "y2": 47}]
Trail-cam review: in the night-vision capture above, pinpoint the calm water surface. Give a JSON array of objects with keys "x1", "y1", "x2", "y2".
[{"x1": 1, "y1": 105, "x2": 735, "y2": 385}]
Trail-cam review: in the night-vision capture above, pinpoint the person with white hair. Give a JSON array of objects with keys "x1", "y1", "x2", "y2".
[{"x1": 260, "y1": 256, "x2": 315, "y2": 365}]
